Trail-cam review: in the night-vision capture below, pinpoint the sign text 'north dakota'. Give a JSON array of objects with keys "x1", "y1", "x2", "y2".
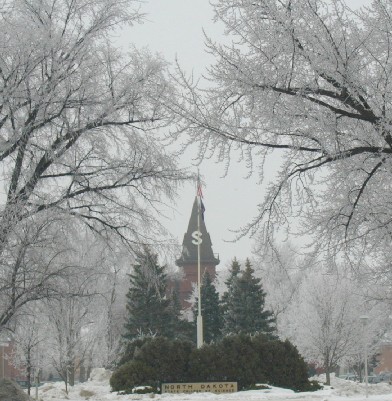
[{"x1": 162, "y1": 382, "x2": 238, "y2": 394}]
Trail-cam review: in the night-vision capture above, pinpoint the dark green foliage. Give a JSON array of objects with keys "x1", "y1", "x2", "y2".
[
  {"x1": 110, "y1": 360, "x2": 156, "y2": 393},
  {"x1": 167, "y1": 285, "x2": 194, "y2": 340},
  {"x1": 221, "y1": 258, "x2": 241, "y2": 311},
  {"x1": 304, "y1": 381, "x2": 323, "y2": 392},
  {"x1": 111, "y1": 337, "x2": 194, "y2": 392},
  {"x1": 190, "y1": 333, "x2": 313, "y2": 391},
  {"x1": 124, "y1": 246, "x2": 171, "y2": 339},
  {"x1": 134, "y1": 337, "x2": 194, "y2": 383},
  {"x1": 220, "y1": 258, "x2": 241, "y2": 330},
  {"x1": 251, "y1": 336, "x2": 310, "y2": 391},
  {"x1": 189, "y1": 334, "x2": 263, "y2": 387},
  {"x1": 192, "y1": 272, "x2": 223, "y2": 343},
  {"x1": 111, "y1": 334, "x2": 318, "y2": 393},
  {"x1": 123, "y1": 246, "x2": 191, "y2": 341},
  {"x1": 222, "y1": 258, "x2": 276, "y2": 337},
  {"x1": 118, "y1": 336, "x2": 153, "y2": 366}
]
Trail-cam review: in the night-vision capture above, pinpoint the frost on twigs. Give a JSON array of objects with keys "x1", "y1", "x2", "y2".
[
  {"x1": 172, "y1": 0, "x2": 392, "y2": 266},
  {"x1": 0, "y1": 0, "x2": 187, "y2": 329}
]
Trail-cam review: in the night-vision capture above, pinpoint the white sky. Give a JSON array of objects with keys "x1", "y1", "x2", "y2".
[{"x1": 124, "y1": 0, "x2": 371, "y2": 268}]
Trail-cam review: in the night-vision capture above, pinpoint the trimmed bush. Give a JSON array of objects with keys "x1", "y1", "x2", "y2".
[
  {"x1": 252, "y1": 337, "x2": 310, "y2": 391},
  {"x1": 110, "y1": 360, "x2": 156, "y2": 393},
  {"x1": 111, "y1": 337, "x2": 194, "y2": 393},
  {"x1": 189, "y1": 333, "x2": 263, "y2": 388},
  {"x1": 188, "y1": 333, "x2": 312, "y2": 390},
  {"x1": 111, "y1": 334, "x2": 320, "y2": 393},
  {"x1": 134, "y1": 337, "x2": 194, "y2": 383}
]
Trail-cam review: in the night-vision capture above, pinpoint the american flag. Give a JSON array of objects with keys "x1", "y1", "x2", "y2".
[
  {"x1": 197, "y1": 180, "x2": 203, "y2": 198},
  {"x1": 197, "y1": 176, "x2": 205, "y2": 220}
]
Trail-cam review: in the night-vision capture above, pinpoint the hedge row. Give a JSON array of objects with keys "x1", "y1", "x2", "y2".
[{"x1": 110, "y1": 333, "x2": 321, "y2": 393}]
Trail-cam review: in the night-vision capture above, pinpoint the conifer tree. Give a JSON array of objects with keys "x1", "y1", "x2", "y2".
[
  {"x1": 223, "y1": 258, "x2": 241, "y2": 295},
  {"x1": 222, "y1": 258, "x2": 276, "y2": 337},
  {"x1": 168, "y1": 285, "x2": 193, "y2": 340},
  {"x1": 221, "y1": 258, "x2": 241, "y2": 330},
  {"x1": 124, "y1": 246, "x2": 173, "y2": 339},
  {"x1": 193, "y1": 272, "x2": 223, "y2": 343}
]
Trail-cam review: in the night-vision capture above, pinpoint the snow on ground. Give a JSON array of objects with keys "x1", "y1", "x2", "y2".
[{"x1": 34, "y1": 370, "x2": 392, "y2": 401}]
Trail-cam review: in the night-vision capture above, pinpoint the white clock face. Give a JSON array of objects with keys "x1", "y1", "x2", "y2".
[{"x1": 191, "y1": 230, "x2": 203, "y2": 245}]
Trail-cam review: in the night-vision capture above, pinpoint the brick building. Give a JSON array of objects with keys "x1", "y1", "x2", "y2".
[
  {"x1": 0, "y1": 341, "x2": 25, "y2": 381},
  {"x1": 375, "y1": 342, "x2": 392, "y2": 374}
]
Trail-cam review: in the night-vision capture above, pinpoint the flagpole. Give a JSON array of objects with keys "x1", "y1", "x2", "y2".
[{"x1": 196, "y1": 176, "x2": 203, "y2": 349}]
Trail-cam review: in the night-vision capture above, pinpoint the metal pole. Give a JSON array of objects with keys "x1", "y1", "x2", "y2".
[
  {"x1": 360, "y1": 315, "x2": 369, "y2": 398},
  {"x1": 364, "y1": 338, "x2": 368, "y2": 398},
  {"x1": 0, "y1": 342, "x2": 9, "y2": 379},
  {"x1": 35, "y1": 369, "x2": 39, "y2": 400},
  {"x1": 196, "y1": 195, "x2": 203, "y2": 349}
]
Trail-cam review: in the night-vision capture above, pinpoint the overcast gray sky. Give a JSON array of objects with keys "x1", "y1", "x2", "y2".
[{"x1": 125, "y1": 0, "x2": 371, "y2": 268}]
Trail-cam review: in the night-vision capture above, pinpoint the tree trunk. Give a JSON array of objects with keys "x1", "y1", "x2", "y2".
[
  {"x1": 79, "y1": 362, "x2": 86, "y2": 383},
  {"x1": 68, "y1": 364, "x2": 75, "y2": 386},
  {"x1": 325, "y1": 370, "x2": 331, "y2": 386},
  {"x1": 26, "y1": 350, "x2": 31, "y2": 395}
]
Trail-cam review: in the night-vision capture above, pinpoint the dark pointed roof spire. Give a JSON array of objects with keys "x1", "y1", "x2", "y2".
[{"x1": 176, "y1": 197, "x2": 220, "y2": 267}]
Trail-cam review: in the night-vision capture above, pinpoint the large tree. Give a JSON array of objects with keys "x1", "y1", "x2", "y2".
[
  {"x1": 193, "y1": 271, "x2": 223, "y2": 343},
  {"x1": 0, "y1": 0, "x2": 186, "y2": 329},
  {"x1": 124, "y1": 246, "x2": 183, "y2": 340},
  {"x1": 0, "y1": 214, "x2": 73, "y2": 329},
  {"x1": 173, "y1": 0, "x2": 392, "y2": 267},
  {"x1": 9, "y1": 231, "x2": 131, "y2": 392},
  {"x1": 284, "y1": 268, "x2": 389, "y2": 385},
  {"x1": 10, "y1": 307, "x2": 47, "y2": 395},
  {"x1": 254, "y1": 242, "x2": 306, "y2": 333},
  {"x1": 222, "y1": 258, "x2": 276, "y2": 336},
  {"x1": 44, "y1": 236, "x2": 105, "y2": 392}
]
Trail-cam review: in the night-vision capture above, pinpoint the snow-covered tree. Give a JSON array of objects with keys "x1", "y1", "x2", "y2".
[
  {"x1": 284, "y1": 269, "x2": 389, "y2": 385},
  {"x1": 9, "y1": 306, "x2": 47, "y2": 395},
  {"x1": 253, "y1": 242, "x2": 306, "y2": 333},
  {"x1": 0, "y1": 215, "x2": 80, "y2": 331},
  {"x1": 42, "y1": 229, "x2": 114, "y2": 392},
  {"x1": 0, "y1": 0, "x2": 186, "y2": 330},
  {"x1": 47, "y1": 294, "x2": 95, "y2": 393},
  {"x1": 89, "y1": 257, "x2": 128, "y2": 370},
  {"x1": 172, "y1": 0, "x2": 392, "y2": 268}
]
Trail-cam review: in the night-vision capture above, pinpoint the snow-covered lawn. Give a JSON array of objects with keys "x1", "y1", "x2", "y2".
[{"x1": 34, "y1": 370, "x2": 392, "y2": 401}]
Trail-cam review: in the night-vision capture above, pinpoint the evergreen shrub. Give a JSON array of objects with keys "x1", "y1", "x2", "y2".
[
  {"x1": 118, "y1": 336, "x2": 153, "y2": 366},
  {"x1": 111, "y1": 334, "x2": 321, "y2": 393},
  {"x1": 110, "y1": 360, "x2": 156, "y2": 393},
  {"x1": 111, "y1": 337, "x2": 194, "y2": 393},
  {"x1": 189, "y1": 334, "x2": 263, "y2": 387},
  {"x1": 133, "y1": 337, "x2": 194, "y2": 383},
  {"x1": 191, "y1": 333, "x2": 321, "y2": 391}
]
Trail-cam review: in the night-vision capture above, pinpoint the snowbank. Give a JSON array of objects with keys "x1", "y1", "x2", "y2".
[
  {"x1": 89, "y1": 368, "x2": 113, "y2": 383},
  {"x1": 33, "y1": 370, "x2": 392, "y2": 401}
]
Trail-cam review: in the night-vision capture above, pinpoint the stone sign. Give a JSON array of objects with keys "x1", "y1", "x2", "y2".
[{"x1": 161, "y1": 382, "x2": 238, "y2": 394}]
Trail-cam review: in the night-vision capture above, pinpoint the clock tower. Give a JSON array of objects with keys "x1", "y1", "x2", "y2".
[{"x1": 176, "y1": 197, "x2": 220, "y2": 308}]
